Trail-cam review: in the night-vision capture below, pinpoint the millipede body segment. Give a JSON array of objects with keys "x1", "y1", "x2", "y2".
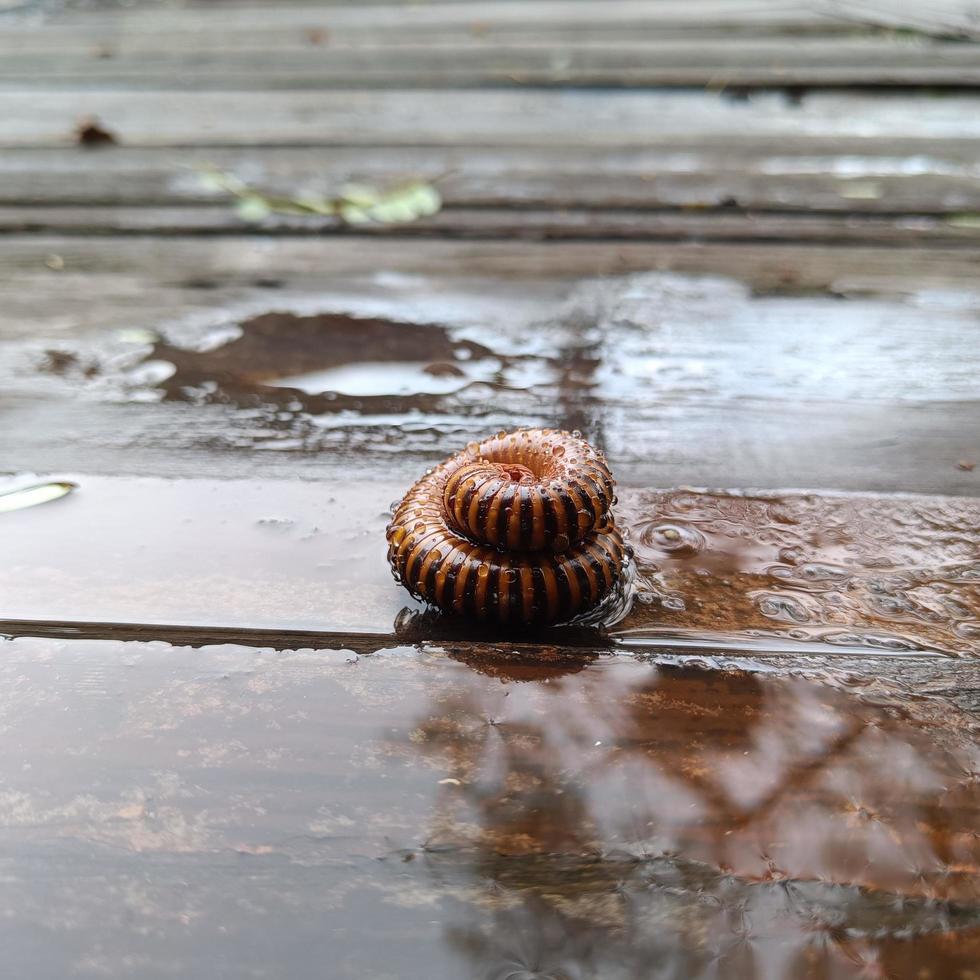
[{"x1": 386, "y1": 428, "x2": 625, "y2": 625}]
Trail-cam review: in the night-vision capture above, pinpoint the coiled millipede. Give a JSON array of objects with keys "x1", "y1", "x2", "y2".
[{"x1": 386, "y1": 428, "x2": 626, "y2": 626}]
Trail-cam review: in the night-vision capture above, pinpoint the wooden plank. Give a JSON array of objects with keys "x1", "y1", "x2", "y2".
[
  {"x1": 1, "y1": 473, "x2": 978, "y2": 652},
  {"x1": 1, "y1": 202, "x2": 978, "y2": 245},
  {"x1": 2, "y1": 235, "x2": 978, "y2": 303},
  {"x1": 7, "y1": 0, "x2": 977, "y2": 43},
  {"x1": 0, "y1": 635, "x2": 979, "y2": 977},
  {"x1": 5, "y1": 145, "x2": 980, "y2": 216},
  {"x1": 3, "y1": 392, "x2": 977, "y2": 493},
  {"x1": 0, "y1": 1, "x2": 918, "y2": 44},
  {"x1": 1, "y1": 238, "x2": 977, "y2": 489},
  {"x1": 1, "y1": 90, "x2": 978, "y2": 148},
  {"x1": 2, "y1": 39, "x2": 978, "y2": 89},
  {"x1": 1, "y1": 203, "x2": 977, "y2": 244}
]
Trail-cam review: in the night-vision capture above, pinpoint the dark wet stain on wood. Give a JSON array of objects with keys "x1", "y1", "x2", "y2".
[{"x1": 74, "y1": 114, "x2": 117, "y2": 147}]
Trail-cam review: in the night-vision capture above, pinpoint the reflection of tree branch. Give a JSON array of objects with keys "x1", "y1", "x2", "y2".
[
  {"x1": 397, "y1": 662, "x2": 980, "y2": 976},
  {"x1": 724, "y1": 722, "x2": 867, "y2": 834}
]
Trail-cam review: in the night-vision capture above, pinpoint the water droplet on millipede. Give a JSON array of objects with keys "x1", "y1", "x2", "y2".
[
  {"x1": 413, "y1": 521, "x2": 425, "y2": 532},
  {"x1": 502, "y1": 568, "x2": 517, "y2": 583},
  {"x1": 477, "y1": 565, "x2": 490, "y2": 579},
  {"x1": 571, "y1": 429, "x2": 582, "y2": 439},
  {"x1": 551, "y1": 444, "x2": 565, "y2": 457}
]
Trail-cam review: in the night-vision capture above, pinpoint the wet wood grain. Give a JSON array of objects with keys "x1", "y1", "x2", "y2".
[
  {"x1": 0, "y1": 241, "x2": 978, "y2": 492},
  {"x1": 4, "y1": 0, "x2": 962, "y2": 42},
  {"x1": 5, "y1": 39, "x2": 979, "y2": 88},
  {"x1": 3, "y1": 0, "x2": 978, "y2": 91},
  {"x1": 5, "y1": 145, "x2": 980, "y2": 216},
  {"x1": 2, "y1": 204, "x2": 979, "y2": 244},
  {"x1": 2, "y1": 90, "x2": 979, "y2": 148},
  {"x1": 1, "y1": 476, "x2": 976, "y2": 653},
  {"x1": 7, "y1": 145, "x2": 980, "y2": 214}
]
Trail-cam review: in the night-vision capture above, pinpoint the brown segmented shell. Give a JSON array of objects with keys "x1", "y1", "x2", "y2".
[{"x1": 386, "y1": 428, "x2": 625, "y2": 626}]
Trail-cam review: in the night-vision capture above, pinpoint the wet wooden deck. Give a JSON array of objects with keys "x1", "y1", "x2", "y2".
[{"x1": 1, "y1": 1, "x2": 980, "y2": 977}]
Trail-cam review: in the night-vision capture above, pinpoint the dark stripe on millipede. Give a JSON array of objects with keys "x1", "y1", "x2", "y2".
[
  {"x1": 506, "y1": 563, "x2": 522, "y2": 622},
  {"x1": 475, "y1": 479, "x2": 500, "y2": 539},
  {"x1": 554, "y1": 558, "x2": 573, "y2": 620},
  {"x1": 578, "y1": 472, "x2": 607, "y2": 516},
  {"x1": 519, "y1": 487, "x2": 532, "y2": 541},
  {"x1": 487, "y1": 559, "x2": 502, "y2": 620},
  {"x1": 494, "y1": 485, "x2": 516, "y2": 547},
  {"x1": 543, "y1": 488, "x2": 561, "y2": 540},
  {"x1": 405, "y1": 539, "x2": 437, "y2": 593},
  {"x1": 530, "y1": 565, "x2": 546, "y2": 621},
  {"x1": 559, "y1": 489, "x2": 578, "y2": 540},
  {"x1": 444, "y1": 547, "x2": 468, "y2": 607},
  {"x1": 403, "y1": 529, "x2": 442, "y2": 585},
  {"x1": 462, "y1": 553, "x2": 482, "y2": 617},
  {"x1": 567, "y1": 552, "x2": 593, "y2": 608},
  {"x1": 570, "y1": 479, "x2": 596, "y2": 525},
  {"x1": 422, "y1": 549, "x2": 443, "y2": 600},
  {"x1": 579, "y1": 541, "x2": 607, "y2": 591},
  {"x1": 584, "y1": 540, "x2": 613, "y2": 590},
  {"x1": 458, "y1": 478, "x2": 481, "y2": 530}
]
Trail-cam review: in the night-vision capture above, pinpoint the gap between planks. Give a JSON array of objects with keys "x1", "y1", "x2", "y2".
[{"x1": 0, "y1": 618, "x2": 964, "y2": 662}]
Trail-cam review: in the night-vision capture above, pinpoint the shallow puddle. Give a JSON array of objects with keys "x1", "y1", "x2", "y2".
[
  {"x1": 149, "y1": 310, "x2": 525, "y2": 409},
  {"x1": 0, "y1": 637, "x2": 978, "y2": 979}
]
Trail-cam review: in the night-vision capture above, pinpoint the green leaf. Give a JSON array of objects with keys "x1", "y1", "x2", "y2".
[
  {"x1": 338, "y1": 203, "x2": 373, "y2": 225},
  {"x1": 339, "y1": 183, "x2": 383, "y2": 208},
  {"x1": 235, "y1": 195, "x2": 273, "y2": 223},
  {"x1": 946, "y1": 213, "x2": 980, "y2": 229},
  {"x1": 197, "y1": 169, "x2": 246, "y2": 195},
  {"x1": 369, "y1": 182, "x2": 442, "y2": 224},
  {"x1": 291, "y1": 195, "x2": 337, "y2": 216},
  {"x1": 202, "y1": 166, "x2": 441, "y2": 227}
]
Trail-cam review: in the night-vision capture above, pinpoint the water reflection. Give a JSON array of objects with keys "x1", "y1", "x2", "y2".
[
  {"x1": 396, "y1": 660, "x2": 980, "y2": 978},
  {"x1": 621, "y1": 488, "x2": 980, "y2": 656}
]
